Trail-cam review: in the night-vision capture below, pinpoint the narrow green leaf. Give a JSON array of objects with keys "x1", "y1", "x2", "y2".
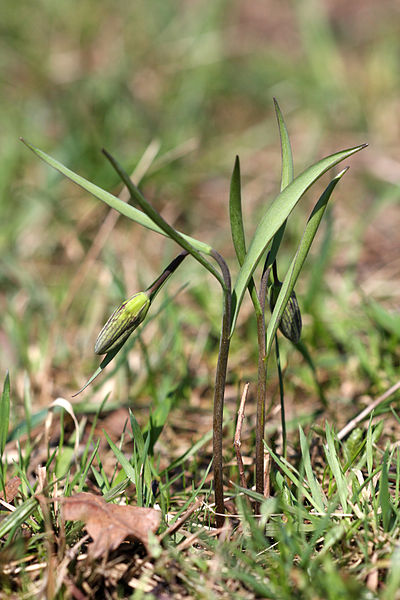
[
  {"x1": 21, "y1": 139, "x2": 212, "y2": 256},
  {"x1": 129, "y1": 409, "x2": 145, "y2": 455},
  {"x1": 0, "y1": 496, "x2": 38, "y2": 538},
  {"x1": 102, "y1": 148, "x2": 224, "y2": 287},
  {"x1": 166, "y1": 458, "x2": 213, "y2": 526},
  {"x1": 139, "y1": 429, "x2": 153, "y2": 499},
  {"x1": 72, "y1": 343, "x2": 123, "y2": 397},
  {"x1": 0, "y1": 371, "x2": 10, "y2": 458},
  {"x1": 264, "y1": 440, "x2": 323, "y2": 512},
  {"x1": 144, "y1": 397, "x2": 172, "y2": 452},
  {"x1": 91, "y1": 465, "x2": 108, "y2": 491},
  {"x1": 384, "y1": 546, "x2": 400, "y2": 600},
  {"x1": 379, "y1": 448, "x2": 393, "y2": 531},
  {"x1": 103, "y1": 479, "x2": 131, "y2": 502},
  {"x1": 229, "y1": 156, "x2": 246, "y2": 265},
  {"x1": 231, "y1": 143, "x2": 366, "y2": 335},
  {"x1": 366, "y1": 416, "x2": 374, "y2": 478},
  {"x1": 299, "y1": 426, "x2": 326, "y2": 513},
  {"x1": 265, "y1": 168, "x2": 349, "y2": 356},
  {"x1": 324, "y1": 423, "x2": 348, "y2": 512},
  {"x1": 129, "y1": 409, "x2": 153, "y2": 497},
  {"x1": 159, "y1": 423, "x2": 215, "y2": 477},
  {"x1": 77, "y1": 439, "x2": 100, "y2": 493},
  {"x1": 366, "y1": 299, "x2": 400, "y2": 338},
  {"x1": 225, "y1": 568, "x2": 273, "y2": 597},
  {"x1": 267, "y1": 99, "x2": 294, "y2": 266},
  {"x1": 229, "y1": 156, "x2": 261, "y2": 313},
  {"x1": 274, "y1": 98, "x2": 294, "y2": 192},
  {"x1": 104, "y1": 430, "x2": 136, "y2": 485}
]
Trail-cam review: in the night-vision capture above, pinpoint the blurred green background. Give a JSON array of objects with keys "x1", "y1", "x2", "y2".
[{"x1": 1, "y1": 0, "x2": 399, "y2": 421}]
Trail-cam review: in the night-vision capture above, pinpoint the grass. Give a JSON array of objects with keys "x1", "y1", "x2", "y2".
[
  {"x1": 2, "y1": 386, "x2": 400, "y2": 598},
  {"x1": 2, "y1": 0, "x2": 400, "y2": 598}
]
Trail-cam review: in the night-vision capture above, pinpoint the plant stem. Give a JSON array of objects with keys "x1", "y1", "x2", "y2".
[
  {"x1": 255, "y1": 312, "x2": 266, "y2": 499},
  {"x1": 146, "y1": 250, "x2": 189, "y2": 301},
  {"x1": 210, "y1": 249, "x2": 231, "y2": 527},
  {"x1": 255, "y1": 264, "x2": 270, "y2": 502},
  {"x1": 275, "y1": 334, "x2": 287, "y2": 460}
]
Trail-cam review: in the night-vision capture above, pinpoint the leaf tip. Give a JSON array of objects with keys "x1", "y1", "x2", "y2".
[
  {"x1": 20, "y1": 137, "x2": 30, "y2": 149},
  {"x1": 102, "y1": 147, "x2": 112, "y2": 161},
  {"x1": 336, "y1": 166, "x2": 350, "y2": 178},
  {"x1": 273, "y1": 97, "x2": 283, "y2": 116},
  {"x1": 233, "y1": 155, "x2": 241, "y2": 176}
]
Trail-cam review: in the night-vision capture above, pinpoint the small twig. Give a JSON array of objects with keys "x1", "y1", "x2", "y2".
[
  {"x1": 176, "y1": 525, "x2": 225, "y2": 552},
  {"x1": 54, "y1": 535, "x2": 90, "y2": 596},
  {"x1": 158, "y1": 497, "x2": 204, "y2": 542},
  {"x1": 128, "y1": 498, "x2": 205, "y2": 579},
  {"x1": 234, "y1": 383, "x2": 250, "y2": 489},
  {"x1": 264, "y1": 451, "x2": 271, "y2": 497},
  {"x1": 337, "y1": 380, "x2": 400, "y2": 441}
]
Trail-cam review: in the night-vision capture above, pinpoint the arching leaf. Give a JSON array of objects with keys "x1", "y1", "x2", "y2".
[{"x1": 230, "y1": 144, "x2": 366, "y2": 335}]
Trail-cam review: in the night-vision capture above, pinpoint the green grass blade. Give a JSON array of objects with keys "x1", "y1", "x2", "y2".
[
  {"x1": 265, "y1": 168, "x2": 349, "y2": 356},
  {"x1": 128, "y1": 410, "x2": 153, "y2": 497},
  {"x1": 129, "y1": 409, "x2": 145, "y2": 454},
  {"x1": 145, "y1": 398, "x2": 172, "y2": 453},
  {"x1": 384, "y1": 546, "x2": 400, "y2": 600},
  {"x1": 0, "y1": 371, "x2": 10, "y2": 467},
  {"x1": 299, "y1": 426, "x2": 326, "y2": 512},
  {"x1": 0, "y1": 496, "x2": 38, "y2": 538},
  {"x1": 159, "y1": 424, "x2": 215, "y2": 477},
  {"x1": 21, "y1": 139, "x2": 212, "y2": 257},
  {"x1": 324, "y1": 422, "x2": 348, "y2": 512},
  {"x1": 103, "y1": 430, "x2": 136, "y2": 485},
  {"x1": 91, "y1": 465, "x2": 108, "y2": 492},
  {"x1": 166, "y1": 458, "x2": 213, "y2": 526},
  {"x1": 77, "y1": 439, "x2": 100, "y2": 493},
  {"x1": 365, "y1": 299, "x2": 400, "y2": 338},
  {"x1": 230, "y1": 144, "x2": 366, "y2": 335},
  {"x1": 229, "y1": 155, "x2": 246, "y2": 265},
  {"x1": 225, "y1": 567, "x2": 273, "y2": 598},
  {"x1": 379, "y1": 448, "x2": 393, "y2": 531},
  {"x1": 264, "y1": 440, "x2": 323, "y2": 511},
  {"x1": 139, "y1": 429, "x2": 153, "y2": 501}
]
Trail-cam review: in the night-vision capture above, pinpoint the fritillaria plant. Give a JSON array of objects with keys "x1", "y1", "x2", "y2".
[{"x1": 22, "y1": 100, "x2": 365, "y2": 526}]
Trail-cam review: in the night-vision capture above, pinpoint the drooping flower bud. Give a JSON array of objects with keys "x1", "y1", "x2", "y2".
[
  {"x1": 94, "y1": 291, "x2": 151, "y2": 355},
  {"x1": 270, "y1": 283, "x2": 302, "y2": 344}
]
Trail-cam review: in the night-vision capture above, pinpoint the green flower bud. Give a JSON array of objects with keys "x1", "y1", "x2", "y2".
[
  {"x1": 95, "y1": 291, "x2": 151, "y2": 355},
  {"x1": 270, "y1": 284, "x2": 302, "y2": 344}
]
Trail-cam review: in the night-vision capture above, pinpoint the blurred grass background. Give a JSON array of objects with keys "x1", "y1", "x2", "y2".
[{"x1": 1, "y1": 0, "x2": 399, "y2": 432}]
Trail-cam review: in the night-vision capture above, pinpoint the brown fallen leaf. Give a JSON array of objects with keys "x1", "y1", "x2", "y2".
[
  {"x1": 0, "y1": 476, "x2": 21, "y2": 504},
  {"x1": 60, "y1": 492, "x2": 161, "y2": 558}
]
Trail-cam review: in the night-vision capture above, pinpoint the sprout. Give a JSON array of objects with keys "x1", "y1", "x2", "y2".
[{"x1": 94, "y1": 291, "x2": 151, "y2": 355}]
